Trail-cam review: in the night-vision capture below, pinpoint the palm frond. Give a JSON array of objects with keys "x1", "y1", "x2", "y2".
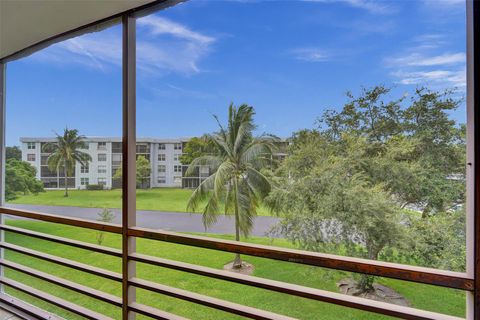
[
  {"x1": 187, "y1": 173, "x2": 216, "y2": 213},
  {"x1": 185, "y1": 155, "x2": 222, "y2": 177}
]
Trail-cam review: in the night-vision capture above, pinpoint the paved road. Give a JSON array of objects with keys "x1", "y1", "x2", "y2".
[{"x1": 5, "y1": 204, "x2": 281, "y2": 237}]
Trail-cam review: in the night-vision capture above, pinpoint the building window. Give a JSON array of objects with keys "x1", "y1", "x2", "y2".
[
  {"x1": 174, "y1": 143, "x2": 182, "y2": 150},
  {"x1": 112, "y1": 142, "x2": 122, "y2": 153},
  {"x1": 158, "y1": 154, "x2": 166, "y2": 161},
  {"x1": 174, "y1": 177, "x2": 182, "y2": 184},
  {"x1": 157, "y1": 176, "x2": 166, "y2": 184},
  {"x1": 81, "y1": 165, "x2": 89, "y2": 173},
  {"x1": 112, "y1": 154, "x2": 122, "y2": 166},
  {"x1": 41, "y1": 155, "x2": 49, "y2": 165},
  {"x1": 136, "y1": 144, "x2": 150, "y2": 154},
  {"x1": 98, "y1": 154, "x2": 107, "y2": 162},
  {"x1": 98, "y1": 178, "x2": 106, "y2": 185},
  {"x1": 98, "y1": 142, "x2": 107, "y2": 150},
  {"x1": 80, "y1": 178, "x2": 89, "y2": 186},
  {"x1": 98, "y1": 165, "x2": 107, "y2": 174},
  {"x1": 173, "y1": 153, "x2": 181, "y2": 161},
  {"x1": 174, "y1": 165, "x2": 182, "y2": 173},
  {"x1": 158, "y1": 143, "x2": 166, "y2": 150},
  {"x1": 158, "y1": 165, "x2": 166, "y2": 173},
  {"x1": 27, "y1": 154, "x2": 36, "y2": 161},
  {"x1": 27, "y1": 142, "x2": 35, "y2": 149}
]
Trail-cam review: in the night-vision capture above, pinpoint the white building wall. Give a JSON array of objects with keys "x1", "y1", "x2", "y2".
[
  {"x1": 22, "y1": 141, "x2": 41, "y2": 179},
  {"x1": 20, "y1": 137, "x2": 188, "y2": 189}
]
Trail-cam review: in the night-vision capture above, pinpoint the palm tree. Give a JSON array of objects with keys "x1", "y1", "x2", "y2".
[
  {"x1": 45, "y1": 128, "x2": 91, "y2": 197},
  {"x1": 187, "y1": 103, "x2": 276, "y2": 268}
]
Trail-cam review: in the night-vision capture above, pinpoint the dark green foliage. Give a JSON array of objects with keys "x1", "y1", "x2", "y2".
[
  {"x1": 317, "y1": 86, "x2": 465, "y2": 216},
  {"x1": 180, "y1": 135, "x2": 218, "y2": 165},
  {"x1": 6, "y1": 146, "x2": 21, "y2": 161},
  {"x1": 86, "y1": 184, "x2": 104, "y2": 190},
  {"x1": 5, "y1": 159, "x2": 44, "y2": 201},
  {"x1": 114, "y1": 155, "x2": 151, "y2": 189}
]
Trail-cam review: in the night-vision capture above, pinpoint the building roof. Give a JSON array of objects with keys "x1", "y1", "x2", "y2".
[{"x1": 20, "y1": 136, "x2": 191, "y2": 143}]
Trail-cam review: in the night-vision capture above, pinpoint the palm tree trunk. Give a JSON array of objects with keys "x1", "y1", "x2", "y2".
[
  {"x1": 64, "y1": 160, "x2": 68, "y2": 197},
  {"x1": 232, "y1": 177, "x2": 242, "y2": 268}
]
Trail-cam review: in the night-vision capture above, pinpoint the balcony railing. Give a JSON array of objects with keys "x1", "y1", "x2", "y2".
[{"x1": 0, "y1": 206, "x2": 470, "y2": 320}]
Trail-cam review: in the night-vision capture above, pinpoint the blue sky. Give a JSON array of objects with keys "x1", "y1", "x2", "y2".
[{"x1": 5, "y1": 0, "x2": 466, "y2": 146}]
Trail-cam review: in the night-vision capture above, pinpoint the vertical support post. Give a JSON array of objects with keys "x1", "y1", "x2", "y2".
[
  {"x1": 0, "y1": 62, "x2": 6, "y2": 294},
  {"x1": 466, "y1": 0, "x2": 475, "y2": 317},
  {"x1": 470, "y1": 0, "x2": 480, "y2": 319},
  {"x1": 122, "y1": 15, "x2": 136, "y2": 320}
]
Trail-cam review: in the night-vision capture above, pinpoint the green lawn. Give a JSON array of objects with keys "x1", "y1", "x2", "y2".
[
  {"x1": 3, "y1": 219, "x2": 465, "y2": 320},
  {"x1": 8, "y1": 188, "x2": 272, "y2": 216}
]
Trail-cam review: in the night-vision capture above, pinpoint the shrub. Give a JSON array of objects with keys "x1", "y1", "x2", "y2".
[{"x1": 86, "y1": 184, "x2": 104, "y2": 190}]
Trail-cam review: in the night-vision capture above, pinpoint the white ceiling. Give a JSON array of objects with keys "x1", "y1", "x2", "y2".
[{"x1": 0, "y1": 0, "x2": 156, "y2": 61}]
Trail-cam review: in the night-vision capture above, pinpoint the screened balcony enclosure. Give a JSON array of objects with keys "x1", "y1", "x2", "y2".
[{"x1": 0, "y1": 0, "x2": 479, "y2": 319}]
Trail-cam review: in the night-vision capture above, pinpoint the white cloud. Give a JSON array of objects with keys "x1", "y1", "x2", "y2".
[
  {"x1": 138, "y1": 16, "x2": 214, "y2": 46},
  {"x1": 423, "y1": 0, "x2": 464, "y2": 6},
  {"x1": 393, "y1": 69, "x2": 465, "y2": 87},
  {"x1": 385, "y1": 33, "x2": 466, "y2": 90},
  {"x1": 303, "y1": 0, "x2": 398, "y2": 15},
  {"x1": 291, "y1": 48, "x2": 330, "y2": 62},
  {"x1": 386, "y1": 52, "x2": 465, "y2": 67},
  {"x1": 31, "y1": 15, "x2": 215, "y2": 76}
]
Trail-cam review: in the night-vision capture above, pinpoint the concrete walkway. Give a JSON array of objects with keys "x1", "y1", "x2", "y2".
[{"x1": 5, "y1": 204, "x2": 281, "y2": 237}]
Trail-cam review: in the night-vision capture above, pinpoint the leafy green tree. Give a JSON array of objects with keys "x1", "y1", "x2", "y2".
[
  {"x1": 6, "y1": 146, "x2": 21, "y2": 161},
  {"x1": 318, "y1": 86, "x2": 465, "y2": 216},
  {"x1": 113, "y1": 155, "x2": 152, "y2": 188},
  {"x1": 180, "y1": 135, "x2": 218, "y2": 165},
  {"x1": 45, "y1": 128, "x2": 91, "y2": 197},
  {"x1": 137, "y1": 156, "x2": 151, "y2": 188},
  {"x1": 5, "y1": 159, "x2": 44, "y2": 201},
  {"x1": 268, "y1": 134, "x2": 402, "y2": 292},
  {"x1": 187, "y1": 103, "x2": 276, "y2": 268},
  {"x1": 318, "y1": 86, "x2": 404, "y2": 142},
  {"x1": 402, "y1": 208, "x2": 466, "y2": 272}
]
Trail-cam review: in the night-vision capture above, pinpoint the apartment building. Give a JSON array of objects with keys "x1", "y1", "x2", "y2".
[{"x1": 20, "y1": 137, "x2": 195, "y2": 189}]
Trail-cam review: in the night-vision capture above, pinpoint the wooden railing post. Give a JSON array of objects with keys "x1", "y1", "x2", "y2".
[{"x1": 122, "y1": 14, "x2": 137, "y2": 320}]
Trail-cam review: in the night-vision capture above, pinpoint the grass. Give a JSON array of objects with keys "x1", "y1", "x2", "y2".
[
  {"x1": 8, "y1": 188, "x2": 272, "y2": 216},
  {"x1": 3, "y1": 219, "x2": 465, "y2": 320}
]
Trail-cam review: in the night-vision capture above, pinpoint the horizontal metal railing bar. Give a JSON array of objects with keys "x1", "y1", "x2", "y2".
[
  {"x1": 0, "y1": 224, "x2": 122, "y2": 257},
  {"x1": 0, "y1": 292, "x2": 62, "y2": 320},
  {"x1": 129, "y1": 277, "x2": 297, "y2": 320},
  {"x1": 129, "y1": 302, "x2": 189, "y2": 320},
  {"x1": 0, "y1": 207, "x2": 122, "y2": 234},
  {"x1": 129, "y1": 253, "x2": 463, "y2": 320},
  {"x1": 0, "y1": 207, "x2": 471, "y2": 290},
  {"x1": 0, "y1": 242, "x2": 122, "y2": 282},
  {"x1": 129, "y1": 226, "x2": 473, "y2": 291},
  {"x1": 0, "y1": 277, "x2": 114, "y2": 320},
  {"x1": 0, "y1": 259, "x2": 123, "y2": 307}
]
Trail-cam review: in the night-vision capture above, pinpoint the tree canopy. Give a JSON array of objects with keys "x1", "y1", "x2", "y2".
[
  {"x1": 268, "y1": 85, "x2": 466, "y2": 291},
  {"x1": 6, "y1": 146, "x2": 22, "y2": 161},
  {"x1": 114, "y1": 155, "x2": 151, "y2": 188},
  {"x1": 6, "y1": 159, "x2": 44, "y2": 201}
]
